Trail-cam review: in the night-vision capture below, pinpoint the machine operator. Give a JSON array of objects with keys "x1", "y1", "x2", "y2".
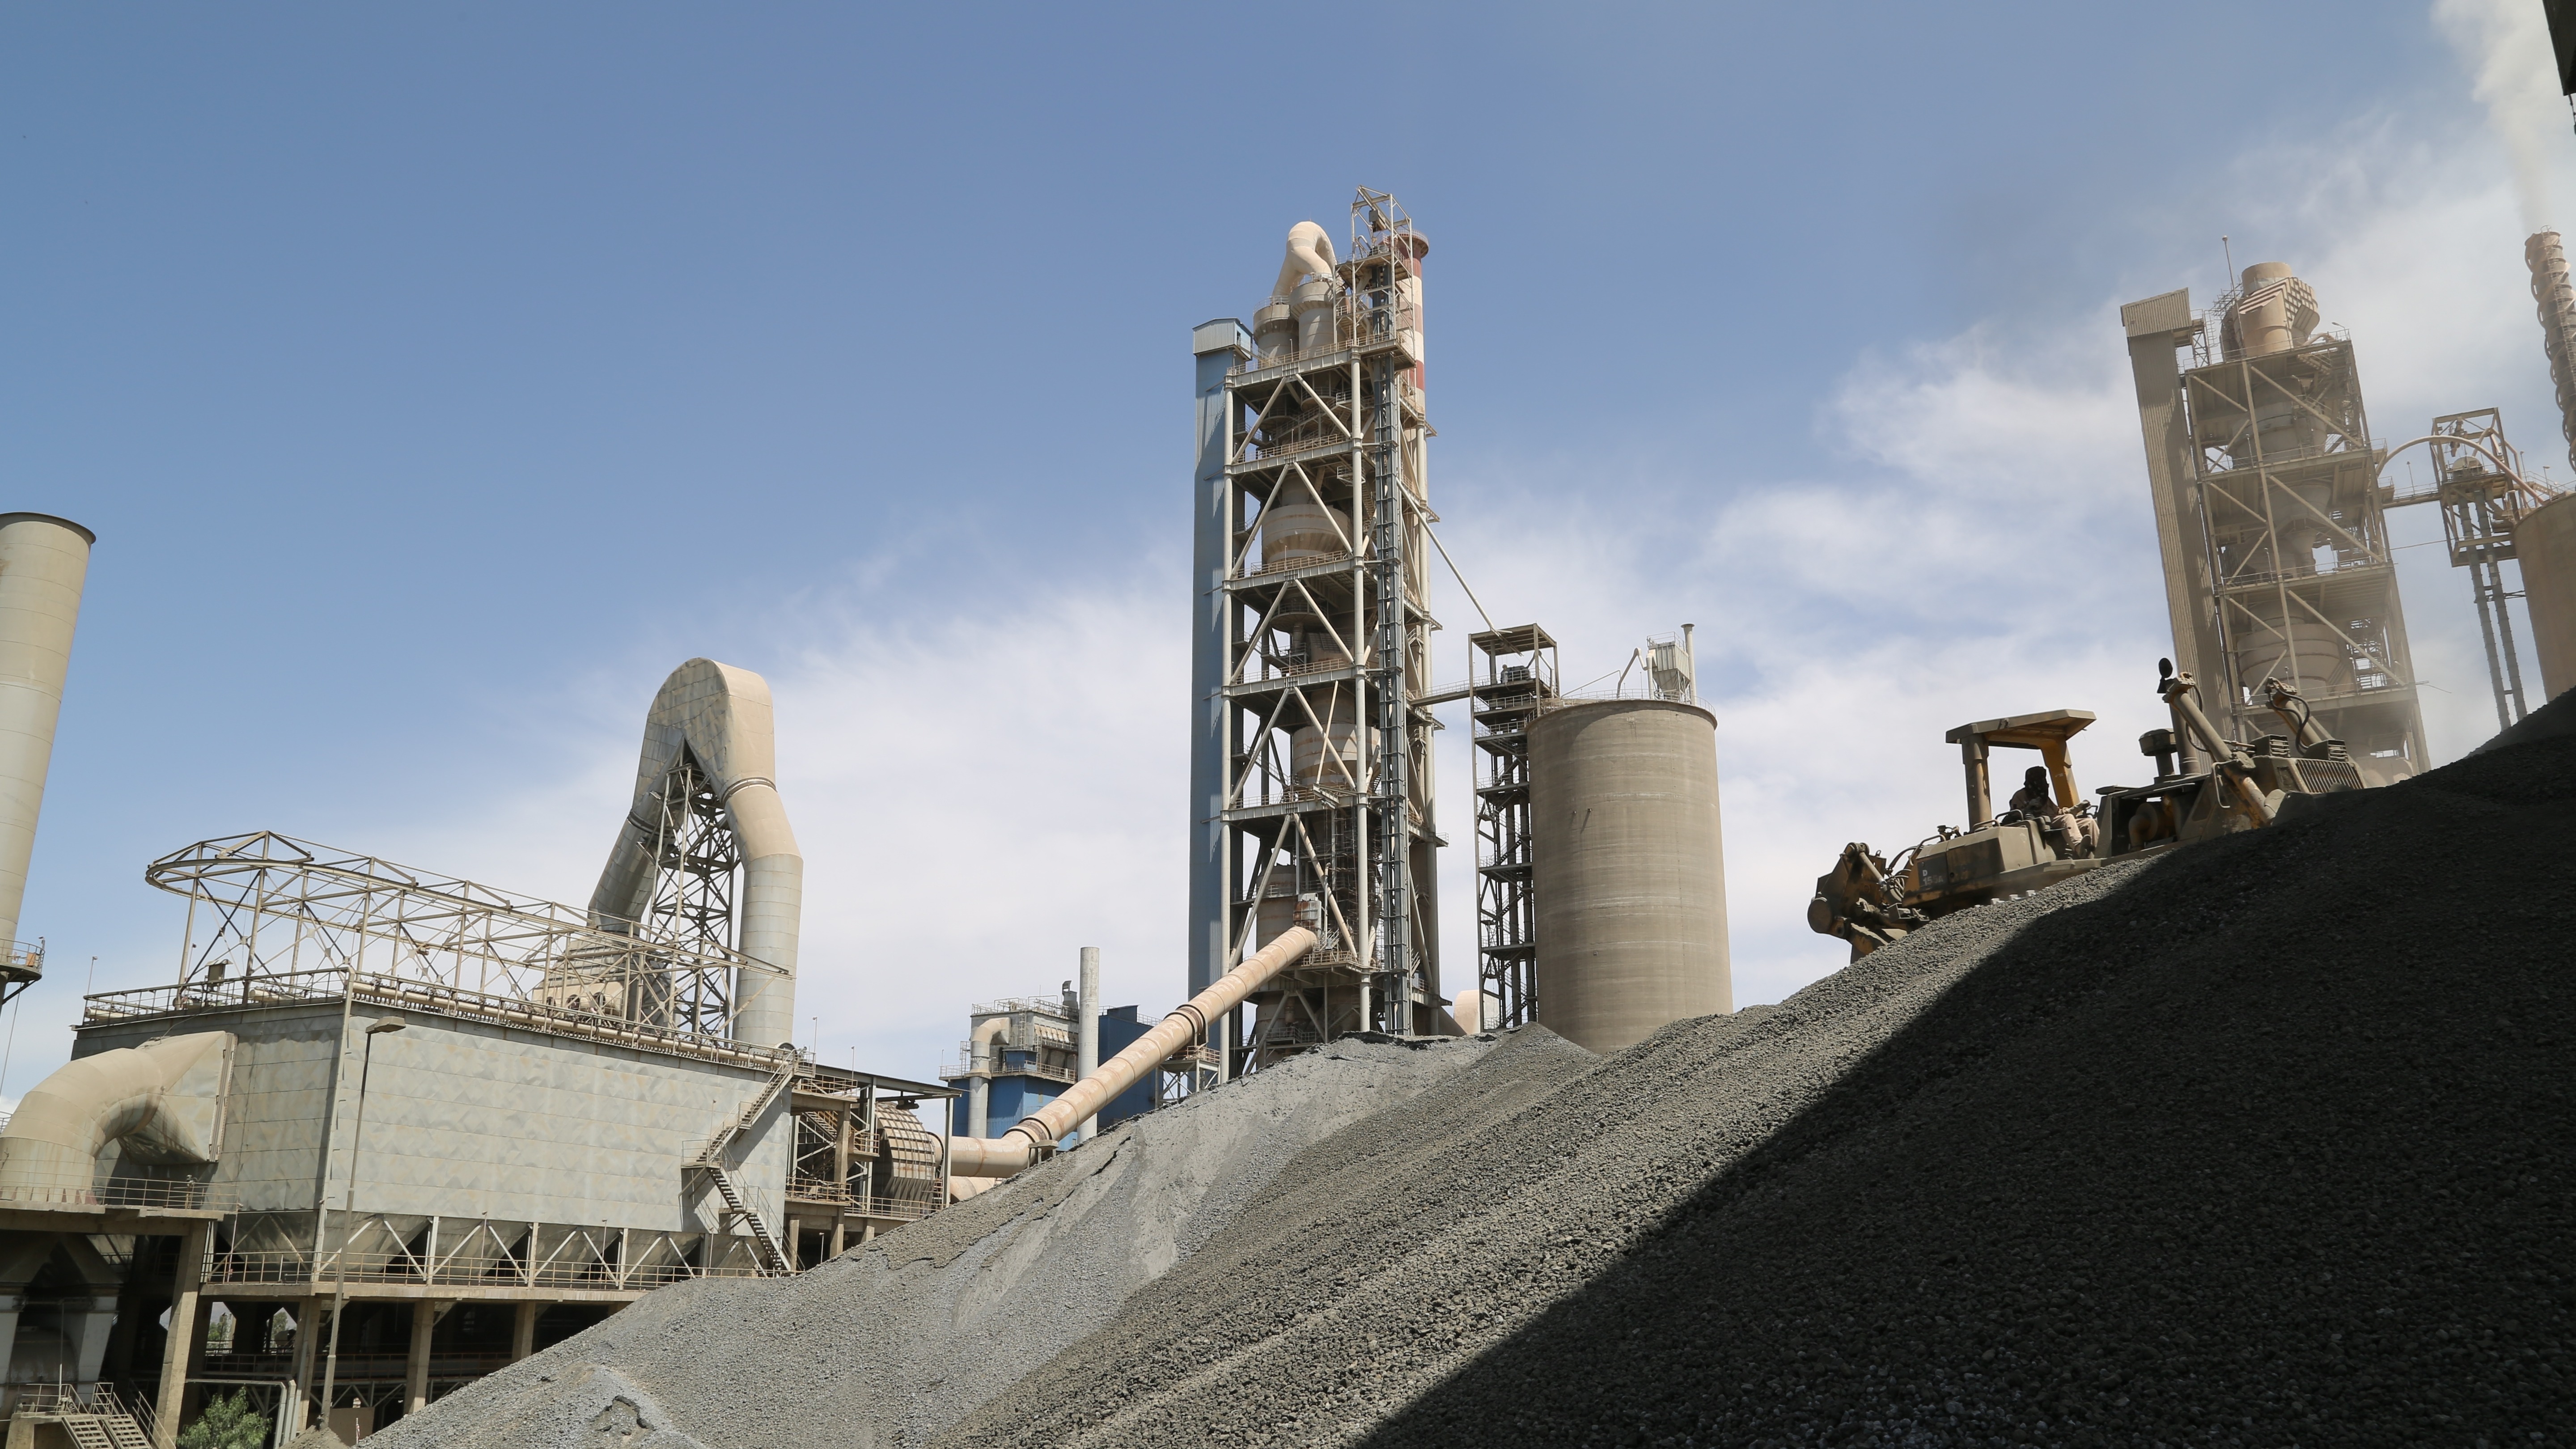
[{"x1": 2008, "y1": 765, "x2": 2099, "y2": 860}]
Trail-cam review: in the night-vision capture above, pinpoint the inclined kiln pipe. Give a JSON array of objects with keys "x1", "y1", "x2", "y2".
[{"x1": 949, "y1": 926, "x2": 1316, "y2": 1177}]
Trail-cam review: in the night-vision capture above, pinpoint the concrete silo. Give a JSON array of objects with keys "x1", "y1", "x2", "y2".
[
  {"x1": 2519, "y1": 492, "x2": 2576, "y2": 702},
  {"x1": 1527, "y1": 699, "x2": 1731, "y2": 1054}
]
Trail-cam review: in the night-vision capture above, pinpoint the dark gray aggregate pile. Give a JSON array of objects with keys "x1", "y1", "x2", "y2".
[
  {"x1": 938, "y1": 729, "x2": 2575, "y2": 1448},
  {"x1": 365, "y1": 1034, "x2": 1506, "y2": 1449}
]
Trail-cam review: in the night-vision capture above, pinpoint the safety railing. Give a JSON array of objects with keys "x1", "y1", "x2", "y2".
[
  {"x1": 84, "y1": 969, "x2": 796, "y2": 1072},
  {"x1": 0, "y1": 1177, "x2": 228, "y2": 1212},
  {"x1": 208, "y1": 1248, "x2": 766, "y2": 1291},
  {"x1": 782, "y1": 1178, "x2": 940, "y2": 1220}
]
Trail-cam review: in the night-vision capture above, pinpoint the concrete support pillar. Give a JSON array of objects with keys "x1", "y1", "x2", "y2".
[
  {"x1": 405, "y1": 1300, "x2": 436, "y2": 1415},
  {"x1": 287, "y1": 1295, "x2": 324, "y2": 1435},
  {"x1": 508, "y1": 1301, "x2": 541, "y2": 1364},
  {"x1": 828, "y1": 1217, "x2": 845, "y2": 1260},
  {"x1": 152, "y1": 1223, "x2": 209, "y2": 1449},
  {"x1": 68, "y1": 1292, "x2": 119, "y2": 1383}
]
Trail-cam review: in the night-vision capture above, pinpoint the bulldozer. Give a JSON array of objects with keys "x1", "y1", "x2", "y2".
[{"x1": 1809, "y1": 659, "x2": 2372, "y2": 961}]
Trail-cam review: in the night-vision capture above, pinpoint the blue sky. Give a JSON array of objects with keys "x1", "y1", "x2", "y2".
[{"x1": 4, "y1": 2, "x2": 2567, "y2": 1099}]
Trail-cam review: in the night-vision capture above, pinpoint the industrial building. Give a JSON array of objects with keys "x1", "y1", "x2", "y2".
[
  {"x1": 2123, "y1": 246, "x2": 2576, "y2": 754},
  {"x1": 941, "y1": 987, "x2": 1154, "y2": 1143},
  {"x1": 0, "y1": 644, "x2": 957, "y2": 1445}
]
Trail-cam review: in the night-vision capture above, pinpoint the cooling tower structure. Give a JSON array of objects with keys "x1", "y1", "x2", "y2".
[
  {"x1": 2122, "y1": 268, "x2": 2428, "y2": 774},
  {"x1": 1526, "y1": 699, "x2": 1730, "y2": 1055},
  {"x1": 0, "y1": 514, "x2": 90, "y2": 1001},
  {"x1": 1190, "y1": 189, "x2": 1445, "y2": 1070}
]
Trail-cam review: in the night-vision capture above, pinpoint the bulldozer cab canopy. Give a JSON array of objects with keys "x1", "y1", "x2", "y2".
[{"x1": 1945, "y1": 709, "x2": 2096, "y2": 824}]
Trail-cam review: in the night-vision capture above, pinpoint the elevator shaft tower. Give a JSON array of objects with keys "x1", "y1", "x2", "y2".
[{"x1": 1189, "y1": 189, "x2": 1444, "y2": 1071}]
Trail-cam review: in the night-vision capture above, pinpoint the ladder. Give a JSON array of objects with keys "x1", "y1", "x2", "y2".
[{"x1": 686, "y1": 1053, "x2": 801, "y2": 1275}]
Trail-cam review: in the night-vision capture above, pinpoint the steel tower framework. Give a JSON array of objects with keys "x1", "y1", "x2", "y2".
[
  {"x1": 2125, "y1": 284, "x2": 2429, "y2": 771},
  {"x1": 1190, "y1": 189, "x2": 1443, "y2": 1073},
  {"x1": 1468, "y1": 626, "x2": 1555, "y2": 1032},
  {"x1": 2385, "y1": 410, "x2": 2540, "y2": 731}
]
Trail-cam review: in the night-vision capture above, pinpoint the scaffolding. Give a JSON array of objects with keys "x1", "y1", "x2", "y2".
[
  {"x1": 1468, "y1": 627, "x2": 1556, "y2": 1032},
  {"x1": 1193, "y1": 189, "x2": 1445, "y2": 1073}
]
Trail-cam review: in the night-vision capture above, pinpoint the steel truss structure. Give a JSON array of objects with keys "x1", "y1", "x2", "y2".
[
  {"x1": 138, "y1": 832, "x2": 777, "y2": 1054},
  {"x1": 1468, "y1": 626, "x2": 1556, "y2": 1032},
  {"x1": 2385, "y1": 410, "x2": 2547, "y2": 731},
  {"x1": 2178, "y1": 311, "x2": 2428, "y2": 767},
  {"x1": 1194, "y1": 188, "x2": 1445, "y2": 1073},
  {"x1": 212, "y1": 1209, "x2": 770, "y2": 1296}
]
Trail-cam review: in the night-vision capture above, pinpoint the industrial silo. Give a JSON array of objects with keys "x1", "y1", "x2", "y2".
[
  {"x1": 1527, "y1": 699, "x2": 1730, "y2": 1053},
  {"x1": 2520, "y1": 492, "x2": 2576, "y2": 703}
]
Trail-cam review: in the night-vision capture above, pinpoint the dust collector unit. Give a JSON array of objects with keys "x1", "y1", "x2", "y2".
[
  {"x1": 0, "y1": 513, "x2": 91, "y2": 957},
  {"x1": 1527, "y1": 699, "x2": 1730, "y2": 1054}
]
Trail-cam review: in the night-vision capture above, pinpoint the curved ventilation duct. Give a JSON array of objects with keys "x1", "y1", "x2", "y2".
[
  {"x1": 0, "y1": 1032, "x2": 232, "y2": 1194},
  {"x1": 589, "y1": 659, "x2": 803, "y2": 1049}
]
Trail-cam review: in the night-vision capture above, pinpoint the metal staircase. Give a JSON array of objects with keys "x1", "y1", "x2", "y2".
[{"x1": 686, "y1": 1055, "x2": 801, "y2": 1274}]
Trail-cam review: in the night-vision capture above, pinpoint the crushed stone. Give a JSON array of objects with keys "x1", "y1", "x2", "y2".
[
  {"x1": 364, "y1": 1033, "x2": 1506, "y2": 1449},
  {"x1": 936, "y1": 729, "x2": 2576, "y2": 1447}
]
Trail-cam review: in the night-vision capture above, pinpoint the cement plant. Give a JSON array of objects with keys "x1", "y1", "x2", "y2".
[{"x1": 0, "y1": 62, "x2": 2572, "y2": 1449}]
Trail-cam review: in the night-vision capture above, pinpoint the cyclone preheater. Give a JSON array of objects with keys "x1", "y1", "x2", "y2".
[{"x1": 949, "y1": 925, "x2": 1317, "y2": 1178}]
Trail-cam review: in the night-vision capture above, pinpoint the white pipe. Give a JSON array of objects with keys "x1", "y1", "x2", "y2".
[
  {"x1": 0, "y1": 515, "x2": 91, "y2": 953},
  {"x1": 1272, "y1": 222, "x2": 1335, "y2": 301},
  {"x1": 588, "y1": 660, "x2": 803, "y2": 1047},
  {"x1": 950, "y1": 926, "x2": 1315, "y2": 1177},
  {"x1": 0, "y1": 1032, "x2": 230, "y2": 1193},
  {"x1": 1076, "y1": 946, "x2": 1100, "y2": 1142},
  {"x1": 965, "y1": 1016, "x2": 1008, "y2": 1140}
]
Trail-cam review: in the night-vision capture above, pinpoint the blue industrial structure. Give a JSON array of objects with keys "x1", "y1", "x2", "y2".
[{"x1": 944, "y1": 1000, "x2": 1154, "y2": 1140}]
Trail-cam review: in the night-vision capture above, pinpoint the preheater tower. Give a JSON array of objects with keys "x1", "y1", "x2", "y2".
[
  {"x1": 2122, "y1": 268, "x2": 2428, "y2": 775},
  {"x1": 1190, "y1": 190, "x2": 1444, "y2": 1069}
]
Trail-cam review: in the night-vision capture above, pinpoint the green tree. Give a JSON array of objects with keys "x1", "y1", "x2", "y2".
[{"x1": 177, "y1": 1389, "x2": 269, "y2": 1449}]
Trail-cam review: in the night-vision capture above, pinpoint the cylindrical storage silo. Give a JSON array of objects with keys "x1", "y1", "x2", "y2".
[
  {"x1": 2519, "y1": 492, "x2": 2576, "y2": 703},
  {"x1": 0, "y1": 515, "x2": 91, "y2": 956},
  {"x1": 1528, "y1": 699, "x2": 1730, "y2": 1054}
]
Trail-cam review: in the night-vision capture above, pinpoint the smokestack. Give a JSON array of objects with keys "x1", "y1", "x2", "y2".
[
  {"x1": 0, "y1": 515, "x2": 93, "y2": 958},
  {"x1": 2528, "y1": 231, "x2": 2576, "y2": 478}
]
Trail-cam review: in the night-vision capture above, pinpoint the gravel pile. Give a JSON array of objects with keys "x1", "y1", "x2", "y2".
[
  {"x1": 365, "y1": 1033, "x2": 1505, "y2": 1449},
  {"x1": 381, "y1": 723, "x2": 2572, "y2": 1449},
  {"x1": 941, "y1": 728, "x2": 2574, "y2": 1448}
]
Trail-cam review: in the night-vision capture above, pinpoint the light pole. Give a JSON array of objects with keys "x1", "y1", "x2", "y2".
[{"x1": 318, "y1": 1016, "x2": 404, "y2": 1430}]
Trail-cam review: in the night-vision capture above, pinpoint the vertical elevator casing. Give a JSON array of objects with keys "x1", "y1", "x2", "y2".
[
  {"x1": 0, "y1": 515, "x2": 92, "y2": 951},
  {"x1": 1527, "y1": 699, "x2": 1731, "y2": 1054},
  {"x1": 2519, "y1": 492, "x2": 2576, "y2": 703}
]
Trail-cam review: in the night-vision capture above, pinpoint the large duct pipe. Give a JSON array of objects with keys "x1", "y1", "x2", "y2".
[
  {"x1": 949, "y1": 926, "x2": 1316, "y2": 1178},
  {"x1": 964, "y1": 1015, "x2": 1009, "y2": 1140},
  {"x1": 589, "y1": 660, "x2": 803, "y2": 1047},
  {"x1": 0, "y1": 1032, "x2": 231, "y2": 1195},
  {"x1": 2528, "y1": 232, "x2": 2576, "y2": 478},
  {"x1": 0, "y1": 515, "x2": 92, "y2": 955}
]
